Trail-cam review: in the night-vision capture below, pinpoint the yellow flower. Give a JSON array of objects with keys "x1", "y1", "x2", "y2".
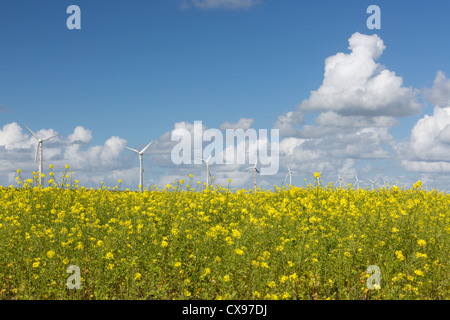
[
  {"x1": 17, "y1": 169, "x2": 21, "y2": 173},
  {"x1": 65, "y1": 164, "x2": 70, "y2": 169},
  {"x1": 414, "y1": 270, "x2": 424, "y2": 277},
  {"x1": 395, "y1": 250, "x2": 405, "y2": 261},
  {"x1": 267, "y1": 281, "x2": 276, "y2": 288},
  {"x1": 161, "y1": 240, "x2": 169, "y2": 247},
  {"x1": 174, "y1": 262, "x2": 182, "y2": 267},
  {"x1": 289, "y1": 273, "x2": 299, "y2": 283},
  {"x1": 202, "y1": 268, "x2": 211, "y2": 277},
  {"x1": 134, "y1": 273, "x2": 142, "y2": 280},
  {"x1": 46, "y1": 250, "x2": 55, "y2": 258},
  {"x1": 234, "y1": 248, "x2": 245, "y2": 255},
  {"x1": 416, "y1": 252, "x2": 427, "y2": 259},
  {"x1": 62, "y1": 258, "x2": 70, "y2": 265},
  {"x1": 313, "y1": 172, "x2": 321, "y2": 179},
  {"x1": 105, "y1": 252, "x2": 114, "y2": 260},
  {"x1": 223, "y1": 275, "x2": 230, "y2": 282},
  {"x1": 253, "y1": 291, "x2": 261, "y2": 298},
  {"x1": 417, "y1": 239, "x2": 426, "y2": 247},
  {"x1": 32, "y1": 262, "x2": 40, "y2": 268}
]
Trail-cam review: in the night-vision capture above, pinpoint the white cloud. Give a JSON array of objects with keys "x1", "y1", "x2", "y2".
[
  {"x1": 0, "y1": 122, "x2": 31, "y2": 150},
  {"x1": 314, "y1": 111, "x2": 398, "y2": 128},
  {"x1": 395, "y1": 105, "x2": 450, "y2": 173},
  {"x1": 299, "y1": 32, "x2": 421, "y2": 117},
  {"x1": 67, "y1": 126, "x2": 92, "y2": 144},
  {"x1": 219, "y1": 118, "x2": 254, "y2": 130},
  {"x1": 424, "y1": 71, "x2": 450, "y2": 107},
  {"x1": 181, "y1": 0, "x2": 261, "y2": 10},
  {"x1": 273, "y1": 111, "x2": 305, "y2": 137}
]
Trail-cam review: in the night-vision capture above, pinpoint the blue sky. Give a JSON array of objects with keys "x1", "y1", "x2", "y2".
[{"x1": 1, "y1": 0, "x2": 450, "y2": 190}]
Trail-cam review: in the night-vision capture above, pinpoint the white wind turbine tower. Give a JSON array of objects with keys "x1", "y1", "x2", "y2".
[
  {"x1": 23, "y1": 124, "x2": 59, "y2": 186},
  {"x1": 245, "y1": 159, "x2": 260, "y2": 192},
  {"x1": 125, "y1": 140, "x2": 153, "y2": 192},
  {"x1": 369, "y1": 178, "x2": 376, "y2": 191},
  {"x1": 335, "y1": 172, "x2": 344, "y2": 188},
  {"x1": 353, "y1": 175, "x2": 363, "y2": 190},
  {"x1": 195, "y1": 153, "x2": 213, "y2": 188},
  {"x1": 285, "y1": 166, "x2": 297, "y2": 187}
]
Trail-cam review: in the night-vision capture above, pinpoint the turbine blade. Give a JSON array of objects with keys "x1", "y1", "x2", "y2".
[
  {"x1": 140, "y1": 141, "x2": 153, "y2": 154},
  {"x1": 125, "y1": 147, "x2": 140, "y2": 154},
  {"x1": 23, "y1": 124, "x2": 39, "y2": 140},
  {"x1": 256, "y1": 168, "x2": 260, "y2": 174},
  {"x1": 285, "y1": 173, "x2": 290, "y2": 182},
  {"x1": 43, "y1": 134, "x2": 59, "y2": 142},
  {"x1": 207, "y1": 154, "x2": 213, "y2": 162}
]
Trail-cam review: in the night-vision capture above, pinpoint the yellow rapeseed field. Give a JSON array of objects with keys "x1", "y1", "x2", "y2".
[{"x1": 1, "y1": 167, "x2": 449, "y2": 299}]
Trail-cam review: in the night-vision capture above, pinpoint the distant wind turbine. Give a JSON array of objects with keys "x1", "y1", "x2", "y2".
[
  {"x1": 125, "y1": 140, "x2": 153, "y2": 192},
  {"x1": 335, "y1": 172, "x2": 344, "y2": 188},
  {"x1": 245, "y1": 159, "x2": 260, "y2": 192},
  {"x1": 195, "y1": 153, "x2": 213, "y2": 187},
  {"x1": 23, "y1": 124, "x2": 59, "y2": 186},
  {"x1": 353, "y1": 175, "x2": 363, "y2": 190},
  {"x1": 285, "y1": 166, "x2": 297, "y2": 187},
  {"x1": 312, "y1": 169, "x2": 323, "y2": 186},
  {"x1": 369, "y1": 178, "x2": 376, "y2": 191}
]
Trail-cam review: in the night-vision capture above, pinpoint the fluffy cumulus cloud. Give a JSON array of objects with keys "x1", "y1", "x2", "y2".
[
  {"x1": 0, "y1": 123, "x2": 133, "y2": 187},
  {"x1": 299, "y1": 32, "x2": 421, "y2": 118},
  {"x1": 180, "y1": 0, "x2": 261, "y2": 10},
  {"x1": 395, "y1": 69, "x2": 450, "y2": 176},
  {"x1": 0, "y1": 122, "x2": 31, "y2": 150},
  {"x1": 396, "y1": 106, "x2": 450, "y2": 172},
  {"x1": 269, "y1": 32, "x2": 417, "y2": 181},
  {"x1": 67, "y1": 126, "x2": 92, "y2": 144},
  {"x1": 424, "y1": 71, "x2": 450, "y2": 107},
  {"x1": 275, "y1": 32, "x2": 421, "y2": 142}
]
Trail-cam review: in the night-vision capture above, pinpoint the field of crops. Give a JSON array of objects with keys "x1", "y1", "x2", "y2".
[{"x1": 1, "y1": 168, "x2": 449, "y2": 300}]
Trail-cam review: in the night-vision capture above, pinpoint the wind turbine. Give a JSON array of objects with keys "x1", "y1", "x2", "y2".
[
  {"x1": 245, "y1": 159, "x2": 260, "y2": 192},
  {"x1": 353, "y1": 175, "x2": 363, "y2": 190},
  {"x1": 23, "y1": 124, "x2": 59, "y2": 186},
  {"x1": 335, "y1": 172, "x2": 344, "y2": 188},
  {"x1": 311, "y1": 169, "x2": 323, "y2": 186},
  {"x1": 369, "y1": 178, "x2": 376, "y2": 191},
  {"x1": 195, "y1": 153, "x2": 213, "y2": 187},
  {"x1": 125, "y1": 140, "x2": 153, "y2": 192},
  {"x1": 285, "y1": 166, "x2": 297, "y2": 187}
]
